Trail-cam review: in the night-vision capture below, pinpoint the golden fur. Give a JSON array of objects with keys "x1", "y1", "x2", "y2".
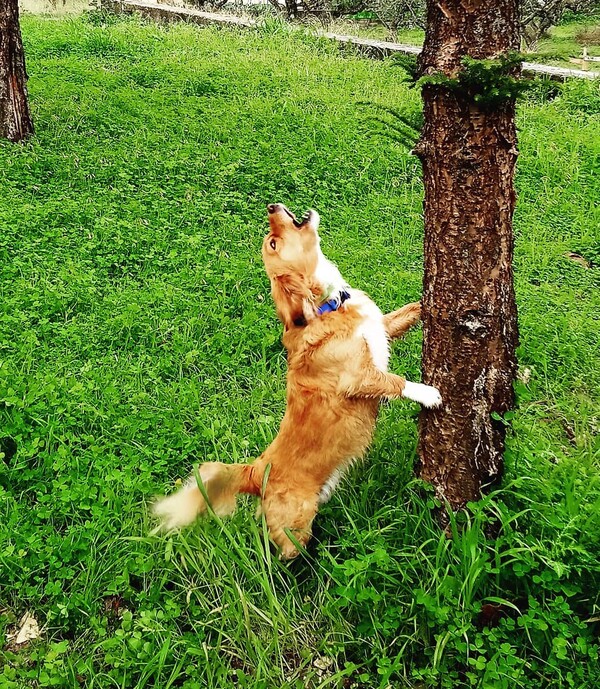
[{"x1": 153, "y1": 204, "x2": 441, "y2": 558}]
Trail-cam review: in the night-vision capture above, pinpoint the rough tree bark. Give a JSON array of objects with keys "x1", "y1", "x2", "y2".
[
  {"x1": 0, "y1": 0, "x2": 34, "y2": 142},
  {"x1": 415, "y1": 0, "x2": 520, "y2": 510}
]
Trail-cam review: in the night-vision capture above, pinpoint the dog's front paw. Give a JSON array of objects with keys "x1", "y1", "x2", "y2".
[
  {"x1": 403, "y1": 381, "x2": 442, "y2": 408},
  {"x1": 405, "y1": 301, "x2": 421, "y2": 320}
]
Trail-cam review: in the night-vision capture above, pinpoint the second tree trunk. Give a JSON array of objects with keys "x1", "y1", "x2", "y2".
[{"x1": 0, "y1": 0, "x2": 34, "y2": 142}]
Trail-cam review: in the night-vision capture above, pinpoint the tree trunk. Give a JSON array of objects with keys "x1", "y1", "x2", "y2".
[
  {"x1": 0, "y1": 0, "x2": 34, "y2": 142},
  {"x1": 416, "y1": 1, "x2": 520, "y2": 510}
]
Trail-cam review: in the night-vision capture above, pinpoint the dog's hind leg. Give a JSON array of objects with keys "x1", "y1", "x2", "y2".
[
  {"x1": 261, "y1": 489, "x2": 318, "y2": 560},
  {"x1": 152, "y1": 462, "x2": 260, "y2": 531},
  {"x1": 383, "y1": 302, "x2": 421, "y2": 340}
]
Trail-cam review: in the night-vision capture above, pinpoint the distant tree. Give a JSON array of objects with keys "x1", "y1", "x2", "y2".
[
  {"x1": 371, "y1": 0, "x2": 425, "y2": 34},
  {"x1": 265, "y1": 0, "x2": 302, "y2": 20},
  {"x1": 415, "y1": 0, "x2": 520, "y2": 511},
  {"x1": 184, "y1": 0, "x2": 228, "y2": 9},
  {"x1": 0, "y1": 0, "x2": 33, "y2": 142},
  {"x1": 265, "y1": 0, "x2": 366, "y2": 20},
  {"x1": 520, "y1": 0, "x2": 597, "y2": 48}
]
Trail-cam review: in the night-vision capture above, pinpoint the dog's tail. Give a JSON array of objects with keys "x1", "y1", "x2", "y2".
[{"x1": 152, "y1": 462, "x2": 261, "y2": 531}]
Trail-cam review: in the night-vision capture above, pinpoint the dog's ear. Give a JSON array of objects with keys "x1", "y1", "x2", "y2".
[{"x1": 271, "y1": 273, "x2": 315, "y2": 328}]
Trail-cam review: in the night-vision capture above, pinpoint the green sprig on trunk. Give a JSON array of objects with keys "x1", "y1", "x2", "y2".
[{"x1": 418, "y1": 52, "x2": 530, "y2": 107}]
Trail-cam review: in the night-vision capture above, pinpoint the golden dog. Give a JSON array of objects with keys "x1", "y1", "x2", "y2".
[{"x1": 153, "y1": 204, "x2": 441, "y2": 558}]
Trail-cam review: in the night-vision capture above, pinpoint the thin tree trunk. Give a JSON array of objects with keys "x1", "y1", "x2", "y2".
[
  {"x1": 0, "y1": 0, "x2": 34, "y2": 142},
  {"x1": 415, "y1": 1, "x2": 520, "y2": 510}
]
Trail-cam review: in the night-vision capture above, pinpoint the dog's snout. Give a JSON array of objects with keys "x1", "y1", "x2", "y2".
[{"x1": 267, "y1": 203, "x2": 281, "y2": 215}]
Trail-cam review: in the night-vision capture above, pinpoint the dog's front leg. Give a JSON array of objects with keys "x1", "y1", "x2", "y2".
[
  {"x1": 383, "y1": 302, "x2": 421, "y2": 340},
  {"x1": 261, "y1": 489, "x2": 318, "y2": 560},
  {"x1": 339, "y1": 365, "x2": 442, "y2": 408},
  {"x1": 339, "y1": 366, "x2": 408, "y2": 399}
]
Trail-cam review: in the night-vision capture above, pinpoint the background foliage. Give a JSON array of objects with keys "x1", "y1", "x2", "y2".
[
  {"x1": 258, "y1": 0, "x2": 597, "y2": 49},
  {"x1": 0, "y1": 13, "x2": 599, "y2": 689}
]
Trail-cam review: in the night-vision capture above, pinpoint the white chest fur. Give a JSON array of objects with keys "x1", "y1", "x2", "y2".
[
  {"x1": 351, "y1": 289, "x2": 390, "y2": 372},
  {"x1": 312, "y1": 250, "x2": 390, "y2": 372}
]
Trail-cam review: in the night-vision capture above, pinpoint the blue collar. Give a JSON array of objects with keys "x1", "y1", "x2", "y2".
[{"x1": 316, "y1": 289, "x2": 351, "y2": 316}]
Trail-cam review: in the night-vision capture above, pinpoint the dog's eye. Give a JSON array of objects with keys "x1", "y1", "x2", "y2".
[{"x1": 269, "y1": 239, "x2": 277, "y2": 250}]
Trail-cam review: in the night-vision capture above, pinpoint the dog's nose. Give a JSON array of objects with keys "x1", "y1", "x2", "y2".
[{"x1": 267, "y1": 203, "x2": 281, "y2": 214}]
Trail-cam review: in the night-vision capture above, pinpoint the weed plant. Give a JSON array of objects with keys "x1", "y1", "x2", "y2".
[{"x1": 0, "y1": 14, "x2": 599, "y2": 689}]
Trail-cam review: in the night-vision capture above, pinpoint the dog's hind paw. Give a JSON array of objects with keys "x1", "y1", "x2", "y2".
[{"x1": 403, "y1": 381, "x2": 442, "y2": 408}]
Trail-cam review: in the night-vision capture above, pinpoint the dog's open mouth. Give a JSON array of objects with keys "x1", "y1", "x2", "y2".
[{"x1": 269, "y1": 204, "x2": 312, "y2": 228}]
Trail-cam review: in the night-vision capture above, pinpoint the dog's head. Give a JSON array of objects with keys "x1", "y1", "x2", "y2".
[
  {"x1": 262, "y1": 203, "x2": 321, "y2": 279},
  {"x1": 262, "y1": 204, "x2": 322, "y2": 328}
]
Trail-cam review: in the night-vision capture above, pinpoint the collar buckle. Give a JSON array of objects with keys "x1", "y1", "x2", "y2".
[{"x1": 316, "y1": 289, "x2": 351, "y2": 316}]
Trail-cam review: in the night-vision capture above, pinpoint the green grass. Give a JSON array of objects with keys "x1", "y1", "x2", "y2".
[
  {"x1": 19, "y1": 2, "x2": 600, "y2": 69},
  {"x1": 1, "y1": 13, "x2": 599, "y2": 689}
]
